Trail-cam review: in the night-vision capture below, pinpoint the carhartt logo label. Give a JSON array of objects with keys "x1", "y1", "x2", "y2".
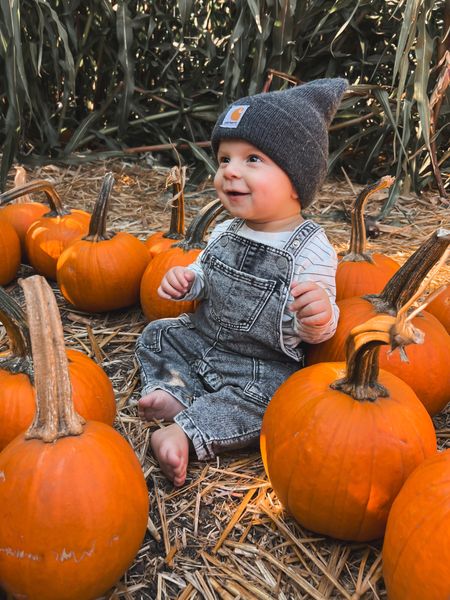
[{"x1": 220, "y1": 105, "x2": 249, "y2": 128}]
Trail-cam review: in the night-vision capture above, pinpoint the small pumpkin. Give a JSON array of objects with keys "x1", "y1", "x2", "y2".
[
  {"x1": 261, "y1": 313, "x2": 436, "y2": 542},
  {"x1": 0, "y1": 167, "x2": 47, "y2": 259},
  {"x1": 0, "y1": 179, "x2": 91, "y2": 279},
  {"x1": 57, "y1": 173, "x2": 149, "y2": 313},
  {"x1": 336, "y1": 176, "x2": 400, "y2": 301},
  {"x1": 382, "y1": 449, "x2": 450, "y2": 600},
  {"x1": 140, "y1": 198, "x2": 224, "y2": 321},
  {"x1": 306, "y1": 229, "x2": 450, "y2": 416},
  {"x1": 0, "y1": 275, "x2": 149, "y2": 600},
  {"x1": 0, "y1": 217, "x2": 21, "y2": 285},
  {"x1": 145, "y1": 166, "x2": 186, "y2": 257},
  {"x1": 0, "y1": 284, "x2": 116, "y2": 450},
  {"x1": 426, "y1": 284, "x2": 450, "y2": 334}
]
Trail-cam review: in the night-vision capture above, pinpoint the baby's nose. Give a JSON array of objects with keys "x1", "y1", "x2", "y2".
[{"x1": 223, "y1": 161, "x2": 241, "y2": 178}]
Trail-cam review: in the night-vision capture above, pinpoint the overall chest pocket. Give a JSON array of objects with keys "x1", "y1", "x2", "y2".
[{"x1": 205, "y1": 255, "x2": 277, "y2": 331}]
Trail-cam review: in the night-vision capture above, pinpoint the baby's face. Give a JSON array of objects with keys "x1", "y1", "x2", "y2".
[{"x1": 214, "y1": 140, "x2": 301, "y2": 231}]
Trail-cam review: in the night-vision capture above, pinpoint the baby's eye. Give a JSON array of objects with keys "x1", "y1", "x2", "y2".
[
  {"x1": 218, "y1": 156, "x2": 230, "y2": 164},
  {"x1": 247, "y1": 154, "x2": 262, "y2": 163}
]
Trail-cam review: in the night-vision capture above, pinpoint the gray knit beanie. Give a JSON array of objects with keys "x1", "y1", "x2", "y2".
[{"x1": 211, "y1": 78, "x2": 348, "y2": 209}]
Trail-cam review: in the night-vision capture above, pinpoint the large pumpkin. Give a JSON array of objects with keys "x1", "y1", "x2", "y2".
[
  {"x1": 261, "y1": 314, "x2": 436, "y2": 542},
  {"x1": 0, "y1": 167, "x2": 47, "y2": 259},
  {"x1": 0, "y1": 276, "x2": 149, "y2": 600},
  {"x1": 0, "y1": 217, "x2": 20, "y2": 285},
  {"x1": 382, "y1": 449, "x2": 450, "y2": 600},
  {"x1": 2, "y1": 180, "x2": 92, "y2": 279},
  {"x1": 145, "y1": 165, "x2": 185, "y2": 257},
  {"x1": 57, "y1": 173, "x2": 149, "y2": 312},
  {"x1": 336, "y1": 176, "x2": 399, "y2": 301},
  {"x1": 306, "y1": 228, "x2": 450, "y2": 415},
  {"x1": 0, "y1": 285, "x2": 116, "y2": 450},
  {"x1": 140, "y1": 198, "x2": 224, "y2": 321}
]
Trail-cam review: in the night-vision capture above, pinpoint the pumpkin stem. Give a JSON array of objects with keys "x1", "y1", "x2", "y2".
[
  {"x1": 368, "y1": 228, "x2": 450, "y2": 314},
  {"x1": 342, "y1": 176, "x2": 395, "y2": 263},
  {"x1": 12, "y1": 166, "x2": 32, "y2": 204},
  {"x1": 0, "y1": 286, "x2": 33, "y2": 377},
  {"x1": 20, "y1": 276, "x2": 85, "y2": 442},
  {"x1": 84, "y1": 172, "x2": 115, "y2": 242},
  {"x1": 0, "y1": 180, "x2": 69, "y2": 217},
  {"x1": 174, "y1": 199, "x2": 225, "y2": 250},
  {"x1": 331, "y1": 314, "x2": 424, "y2": 401},
  {"x1": 164, "y1": 166, "x2": 186, "y2": 240}
]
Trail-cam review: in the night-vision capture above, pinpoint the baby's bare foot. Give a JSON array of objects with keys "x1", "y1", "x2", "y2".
[
  {"x1": 151, "y1": 424, "x2": 189, "y2": 487},
  {"x1": 138, "y1": 389, "x2": 184, "y2": 421}
]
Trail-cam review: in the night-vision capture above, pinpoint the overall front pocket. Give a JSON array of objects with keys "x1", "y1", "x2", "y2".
[{"x1": 205, "y1": 256, "x2": 276, "y2": 331}]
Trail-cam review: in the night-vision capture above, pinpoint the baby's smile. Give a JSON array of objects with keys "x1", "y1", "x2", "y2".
[{"x1": 224, "y1": 189, "x2": 249, "y2": 198}]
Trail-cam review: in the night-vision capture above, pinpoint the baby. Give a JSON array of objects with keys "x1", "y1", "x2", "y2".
[{"x1": 136, "y1": 78, "x2": 348, "y2": 486}]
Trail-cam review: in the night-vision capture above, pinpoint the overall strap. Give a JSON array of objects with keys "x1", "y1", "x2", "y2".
[{"x1": 283, "y1": 220, "x2": 322, "y2": 257}]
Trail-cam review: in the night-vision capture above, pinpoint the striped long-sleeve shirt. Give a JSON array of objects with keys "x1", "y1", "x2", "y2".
[{"x1": 181, "y1": 219, "x2": 339, "y2": 346}]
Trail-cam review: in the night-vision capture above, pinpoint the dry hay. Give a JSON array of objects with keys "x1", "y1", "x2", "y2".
[{"x1": 1, "y1": 158, "x2": 449, "y2": 600}]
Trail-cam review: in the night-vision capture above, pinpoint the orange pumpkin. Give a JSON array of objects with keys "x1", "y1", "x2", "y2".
[
  {"x1": 382, "y1": 449, "x2": 450, "y2": 599},
  {"x1": 306, "y1": 229, "x2": 450, "y2": 416},
  {"x1": 261, "y1": 314, "x2": 436, "y2": 542},
  {"x1": 2, "y1": 180, "x2": 92, "y2": 279},
  {"x1": 145, "y1": 165, "x2": 185, "y2": 257},
  {"x1": 0, "y1": 167, "x2": 47, "y2": 259},
  {"x1": 0, "y1": 217, "x2": 20, "y2": 285},
  {"x1": 426, "y1": 284, "x2": 450, "y2": 334},
  {"x1": 57, "y1": 173, "x2": 149, "y2": 312},
  {"x1": 0, "y1": 276, "x2": 148, "y2": 600},
  {"x1": 336, "y1": 176, "x2": 399, "y2": 301},
  {"x1": 0, "y1": 285, "x2": 116, "y2": 450},
  {"x1": 140, "y1": 198, "x2": 224, "y2": 321}
]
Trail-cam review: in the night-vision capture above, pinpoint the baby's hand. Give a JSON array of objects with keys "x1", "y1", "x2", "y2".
[
  {"x1": 158, "y1": 267, "x2": 196, "y2": 300},
  {"x1": 289, "y1": 281, "x2": 332, "y2": 327}
]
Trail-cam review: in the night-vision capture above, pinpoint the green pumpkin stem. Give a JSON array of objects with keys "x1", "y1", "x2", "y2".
[
  {"x1": 164, "y1": 166, "x2": 185, "y2": 240},
  {"x1": 20, "y1": 275, "x2": 85, "y2": 442},
  {"x1": 174, "y1": 199, "x2": 224, "y2": 251},
  {"x1": 331, "y1": 315, "x2": 423, "y2": 401},
  {"x1": 84, "y1": 172, "x2": 115, "y2": 242},
  {"x1": 0, "y1": 286, "x2": 32, "y2": 376},
  {"x1": 367, "y1": 228, "x2": 450, "y2": 314},
  {"x1": 342, "y1": 176, "x2": 395, "y2": 264},
  {"x1": 0, "y1": 180, "x2": 69, "y2": 217}
]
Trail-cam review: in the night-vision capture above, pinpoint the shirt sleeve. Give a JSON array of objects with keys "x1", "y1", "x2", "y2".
[
  {"x1": 174, "y1": 219, "x2": 233, "y2": 301},
  {"x1": 284, "y1": 229, "x2": 339, "y2": 345}
]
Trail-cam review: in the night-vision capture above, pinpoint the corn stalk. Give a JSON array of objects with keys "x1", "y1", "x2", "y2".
[{"x1": 0, "y1": 0, "x2": 448, "y2": 210}]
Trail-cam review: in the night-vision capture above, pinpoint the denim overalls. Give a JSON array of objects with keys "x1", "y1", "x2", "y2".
[{"x1": 136, "y1": 218, "x2": 321, "y2": 460}]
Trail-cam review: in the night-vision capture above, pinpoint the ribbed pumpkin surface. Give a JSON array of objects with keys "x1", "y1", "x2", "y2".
[
  {"x1": 0, "y1": 348, "x2": 115, "y2": 451},
  {"x1": 0, "y1": 421, "x2": 149, "y2": 600},
  {"x1": 140, "y1": 246, "x2": 200, "y2": 321},
  {"x1": 336, "y1": 253, "x2": 399, "y2": 301},
  {"x1": 0, "y1": 202, "x2": 47, "y2": 258},
  {"x1": 25, "y1": 210, "x2": 90, "y2": 279},
  {"x1": 382, "y1": 450, "x2": 450, "y2": 600},
  {"x1": 426, "y1": 287, "x2": 450, "y2": 335},
  {"x1": 261, "y1": 362, "x2": 436, "y2": 541},
  {"x1": 57, "y1": 233, "x2": 149, "y2": 312},
  {"x1": 0, "y1": 219, "x2": 20, "y2": 285}
]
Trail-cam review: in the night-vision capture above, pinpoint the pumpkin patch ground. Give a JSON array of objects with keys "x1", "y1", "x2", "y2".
[{"x1": 1, "y1": 160, "x2": 449, "y2": 599}]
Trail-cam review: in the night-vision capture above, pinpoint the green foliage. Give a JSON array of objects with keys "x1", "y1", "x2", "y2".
[{"x1": 0, "y1": 0, "x2": 448, "y2": 208}]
